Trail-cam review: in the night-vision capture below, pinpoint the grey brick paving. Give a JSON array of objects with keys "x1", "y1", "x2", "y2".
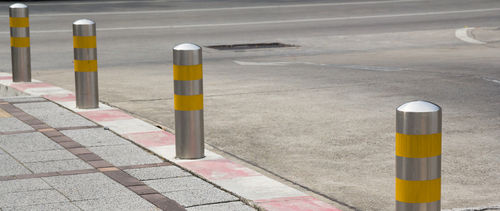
[
  {"x1": 162, "y1": 188, "x2": 238, "y2": 207},
  {"x1": 0, "y1": 154, "x2": 31, "y2": 176},
  {"x1": 0, "y1": 178, "x2": 51, "y2": 194},
  {"x1": 72, "y1": 194, "x2": 160, "y2": 211},
  {"x1": 88, "y1": 144, "x2": 162, "y2": 166},
  {"x1": 0, "y1": 132, "x2": 62, "y2": 153},
  {"x1": 2, "y1": 202, "x2": 80, "y2": 211},
  {"x1": 11, "y1": 149, "x2": 77, "y2": 163},
  {"x1": 0, "y1": 189, "x2": 68, "y2": 208},
  {"x1": 42, "y1": 173, "x2": 135, "y2": 201},
  {"x1": 62, "y1": 128, "x2": 130, "y2": 147},
  {"x1": 24, "y1": 159, "x2": 93, "y2": 173},
  {"x1": 0, "y1": 118, "x2": 33, "y2": 133},
  {"x1": 187, "y1": 201, "x2": 255, "y2": 211},
  {"x1": 15, "y1": 102, "x2": 95, "y2": 128},
  {"x1": 144, "y1": 176, "x2": 214, "y2": 193},
  {"x1": 1, "y1": 97, "x2": 46, "y2": 103},
  {"x1": 125, "y1": 166, "x2": 191, "y2": 181}
]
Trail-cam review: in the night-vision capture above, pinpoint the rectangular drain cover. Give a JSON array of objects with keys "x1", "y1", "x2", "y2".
[{"x1": 206, "y1": 42, "x2": 296, "y2": 50}]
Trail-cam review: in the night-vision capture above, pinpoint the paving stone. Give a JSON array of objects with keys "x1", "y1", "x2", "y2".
[
  {"x1": 0, "y1": 154, "x2": 31, "y2": 176},
  {"x1": 144, "y1": 176, "x2": 214, "y2": 193},
  {"x1": 2, "y1": 202, "x2": 80, "y2": 211},
  {"x1": 88, "y1": 144, "x2": 162, "y2": 166},
  {"x1": 0, "y1": 178, "x2": 51, "y2": 194},
  {"x1": 15, "y1": 102, "x2": 96, "y2": 128},
  {"x1": 187, "y1": 201, "x2": 255, "y2": 211},
  {"x1": 1, "y1": 97, "x2": 46, "y2": 103},
  {"x1": 62, "y1": 128, "x2": 130, "y2": 147},
  {"x1": 162, "y1": 188, "x2": 238, "y2": 207},
  {"x1": 0, "y1": 189, "x2": 68, "y2": 208},
  {"x1": 42, "y1": 173, "x2": 135, "y2": 201},
  {"x1": 72, "y1": 194, "x2": 161, "y2": 211},
  {"x1": 125, "y1": 166, "x2": 191, "y2": 181},
  {"x1": 24, "y1": 159, "x2": 93, "y2": 173},
  {"x1": 0, "y1": 132, "x2": 63, "y2": 153},
  {"x1": 0, "y1": 118, "x2": 33, "y2": 133},
  {"x1": 11, "y1": 149, "x2": 77, "y2": 163}
]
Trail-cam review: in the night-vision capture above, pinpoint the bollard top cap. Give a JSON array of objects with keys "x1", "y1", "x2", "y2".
[
  {"x1": 397, "y1": 100, "x2": 440, "y2": 113},
  {"x1": 173, "y1": 43, "x2": 201, "y2": 51},
  {"x1": 73, "y1": 19, "x2": 95, "y2": 26},
  {"x1": 10, "y1": 3, "x2": 27, "y2": 9}
]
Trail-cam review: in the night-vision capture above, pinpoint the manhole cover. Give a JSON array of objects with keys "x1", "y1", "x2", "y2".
[{"x1": 206, "y1": 42, "x2": 297, "y2": 50}]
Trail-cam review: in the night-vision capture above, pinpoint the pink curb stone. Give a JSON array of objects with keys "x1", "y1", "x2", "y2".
[
  {"x1": 179, "y1": 159, "x2": 260, "y2": 180},
  {"x1": 256, "y1": 196, "x2": 341, "y2": 211},
  {"x1": 10, "y1": 83, "x2": 53, "y2": 91},
  {"x1": 43, "y1": 93, "x2": 76, "y2": 102},
  {"x1": 124, "y1": 131, "x2": 175, "y2": 147},
  {"x1": 78, "y1": 109, "x2": 134, "y2": 122},
  {"x1": 0, "y1": 76, "x2": 12, "y2": 80}
]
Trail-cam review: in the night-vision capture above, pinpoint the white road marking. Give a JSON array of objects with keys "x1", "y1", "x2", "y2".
[
  {"x1": 25, "y1": 0, "x2": 423, "y2": 17},
  {"x1": 455, "y1": 27, "x2": 486, "y2": 44},
  {"x1": 2, "y1": 7, "x2": 500, "y2": 34},
  {"x1": 0, "y1": 0, "x2": 161, "y2": 6},
  {"x1": 234, "y1": 61, "x2": 323, "y2": 66},
  {"x1": 482, "y1": 78, "x2": 500, "y2": 85}
]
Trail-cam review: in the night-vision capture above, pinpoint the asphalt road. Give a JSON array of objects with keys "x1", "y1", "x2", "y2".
[{"x1": 1, "y1": 0, "x2": 499, "y2": 210}]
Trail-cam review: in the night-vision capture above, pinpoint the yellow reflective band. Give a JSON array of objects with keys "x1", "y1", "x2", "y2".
[
  {"x1": 10, "y1": 37, "x2": 30, "y2": 47},
  {"x1": 74, "y1": 60, "x2": 98, "y2": 72},
  {"x1": 396, "y1": 177, "x2": 440, "y2": 203},
  {"x1": 9, "y1": 17, "x2": 29, "y2": 28},
  {"x1": 173, "y1": 64, "x2": 202, "y2": 81},
  {"x1": 396, "y1": 133, "x2": 441, "y2": 158},
  {"x1": 73, "y1": 36, "x2": 97, "y2": 48},
  {"x1": 174, "y1": 94, "x2": 203, "y2": 111},
  {"x1": 0, "y1": 108, "x2": 11, "y2": 118}
]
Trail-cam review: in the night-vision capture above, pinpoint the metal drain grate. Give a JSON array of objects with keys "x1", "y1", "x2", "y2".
[{"x1": 206, "y1": 42, "x2": 297, "y2": 50}]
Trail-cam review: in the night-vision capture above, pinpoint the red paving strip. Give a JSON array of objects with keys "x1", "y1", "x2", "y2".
[
  {"x1": 179, "y1": 159, "x2": 260, "y2": 180},
  {"x1": 2, "y1": 102, "x2": 186, "y2": 211},
  {"x1": 43, "y1": 93, "x2": 76, "y2": 102},
  {"x1": 0, "y1": 76, "x2": 12, "y2": 80},
  {"x1": 123, "y1": 131, "x2": 175, "y2": 147},
  {"x1": 255, "y1": 196, "x2": 342, "y2": 211},
  {"x1": 78, "y1": 109, "x2": 134, "y2": 122}
]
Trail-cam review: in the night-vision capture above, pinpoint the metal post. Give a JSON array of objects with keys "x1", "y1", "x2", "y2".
[
  {"x1": 396, "y1": 100, "x2": 442, "y2": 211},
  {"x1": 73, "y1": 19, "x2": 99, "y2": 109},
  {"x1": 9, "y1": 3, "x2": 31, "y2": 82},
  {"x1": 173, "y1": 43, "x2": 204, "y2": 159}
]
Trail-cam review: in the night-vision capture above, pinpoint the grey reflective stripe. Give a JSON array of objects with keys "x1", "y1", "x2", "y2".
[
  {"x1": 9, "y1": 8, "x2": 28, "y2": 18},
  {"x1": 175, "y1": 110, "x2": 204, "y2": 159},
  {"x1": 174, "y1": 80, "x2": 203, "y2": 96},
  {"x1": 396, "y1": 200, "x2": 440, "y2": 211},
  {"x1": 11, "y1": 47, "x2": 31, "y2": 82},
  {"x1": 75, "y1": 72, "x2": 99, "y2": 109},
  {"x1": 10, "y1": 27, "x2": 29, "y2": 38},
  {"x1": 74, "y1": 48, "x2": 97, "y2": 60},
  {"x1": 396, "y1": 110, "x2": 441, "y2": 135},
  {"x1": 173, "y1": 49, "x2": 202, "y2": 65},
  {"x1": 396, "y1": 155, "x2": 440, "y2": 181},
  {"x1": 73, "y1": 24, "x2": 96, "y2": 36}
]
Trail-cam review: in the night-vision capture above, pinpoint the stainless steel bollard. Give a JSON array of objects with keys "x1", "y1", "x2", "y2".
[
  {"x1": 396, "y1": 100, "x2": 442, "y2": 211},
  {"x1": 173, "y1": 43, "x2": 204, "y2": 159},
  {"x1": 73, "y1": 19, "x2": 99, "y2": 109},
  {"x1": 9, "y1": 3, "x2": 31, "y2": 82}
]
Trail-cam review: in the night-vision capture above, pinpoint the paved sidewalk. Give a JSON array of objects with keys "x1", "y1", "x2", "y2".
[
  {"x1": 0, "y1": 72, "x2": 341, "y2": 211},
  {"x1": 0, "y1": 96, "x2": 254, "y2": 211}
]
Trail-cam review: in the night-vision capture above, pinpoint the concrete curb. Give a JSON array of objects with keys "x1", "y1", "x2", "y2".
[{"x1": 0, "y1": 72, "x2": 341, "y2": 211}]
